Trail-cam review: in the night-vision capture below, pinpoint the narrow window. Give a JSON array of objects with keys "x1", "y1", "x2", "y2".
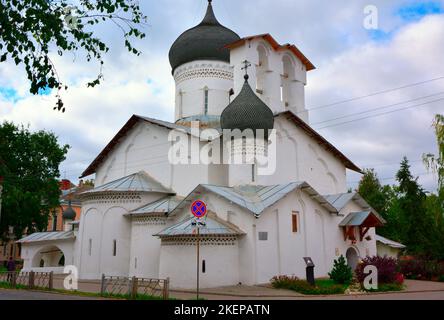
[
  {"x1": 292, "y1": 212, "x2": 299, "y2": 233},
  {"x1": 135, "y1": 257, "x2": 138, "y2": 269},
  {"x1": 88, "y1": 239, "x2": 92, "y2": 256},
  {"x1": 258, "y1": 232, "x2": 268, "y2": 241},
  {"x1": 113, "y1": 240, "x2": 117, "y2": 257},
  {"x1": 53, "y1": 213, "x2": 58, "y2": 231},
  {"x1": 178, "y1": 90, "x2": 183, "y2": 119},
  {"x1": 204, "y1": 87, "x2": 209, "y2": 115},
  {"x1": 202, "y1": 260, "x2": 206, "y2": 273},
  {"x1": 18, "y1": 244, "x2": 21, "y2": 257}
]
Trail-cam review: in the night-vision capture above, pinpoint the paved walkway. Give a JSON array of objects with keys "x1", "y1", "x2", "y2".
[
  {"x1": 20, "y1": 276, "x2": 444, "y2": 300},
  {"x1": 170, "y1": 280, "x2": 444, "y2": 300}
]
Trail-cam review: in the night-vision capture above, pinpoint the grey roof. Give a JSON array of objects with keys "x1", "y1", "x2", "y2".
[
  {"x1": 155, "y1": 214, "x2": 245, "y2": 237},
  {"x1": 339, "y1": 211, "x2": 385, "y2": 227},
  {"x1": 171, "y1": 182, "x2": 337, "y2": 217},
  {"x1": 220, "y1": 76, "x2": 274, "y2": 137},
  {"x1": 324, "y1": 192, "x2": 371, "y2": 212},
  {"x1": 169, "y1": 1, "x2": 240, "y2": 73},
  {"x1": 17, "y1": 231, "x2": 75, "y2": 244},
  {"x1": 81, "y1": 171, "x2": 175, "y2": 195},
  {"x1": 128, "y1": 196, "x2": 184, "y2": 216},
  {"x1": 376, "y1": 235, "x2": 406, "y2": 249},
  {"x1": 80, "y1": 115, "x2": 199, "y2": 178}
]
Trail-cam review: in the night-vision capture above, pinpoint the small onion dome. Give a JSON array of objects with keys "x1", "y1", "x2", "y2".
[
  {"x1": 169, "y1": 0, "x2": 240, "y2": 73},
  {"x1": 220, "y1": 75, "x2": 274, "y2": 137},
  {"x1": 62, "y1": 201, "x2": 76, "y2": 220}
]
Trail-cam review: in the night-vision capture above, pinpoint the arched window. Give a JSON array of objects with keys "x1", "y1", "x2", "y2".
[
  {"x1": 282, "y1": 55, "x2": 295, "y2": 108},
  {"x1": 256, "y1": 45, "x2": 269, "y2": 94}
]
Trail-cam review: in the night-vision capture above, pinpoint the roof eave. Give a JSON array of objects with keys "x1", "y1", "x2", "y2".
[{"x1": 225, "y1": 33, "x2": 316, "y2": 71}]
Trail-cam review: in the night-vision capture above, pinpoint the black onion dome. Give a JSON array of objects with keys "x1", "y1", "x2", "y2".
[
  {"x1": 62, "y1": 201, "x2": 76, "y2": 220},
  {"x1": 221, "y1": 75, "x2": 274, "y2": 136},
  {"x1": 169, "y1": 0, "x2": 240, "y2": 73}
]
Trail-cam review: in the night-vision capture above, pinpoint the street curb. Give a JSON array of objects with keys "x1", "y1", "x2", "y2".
[{"x1": 169, "y1": 288, "x2": 444, "y2": 299}]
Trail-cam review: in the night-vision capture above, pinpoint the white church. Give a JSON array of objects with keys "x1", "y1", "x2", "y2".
[{"x1": 18, "y1": 1, "x2": 387, "y2": 289}]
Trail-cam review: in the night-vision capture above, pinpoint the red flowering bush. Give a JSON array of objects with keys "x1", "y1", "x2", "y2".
[
  {"x1": 270, "y1": 275, "x2": 300, "y2": 289},
  {"x1": 355, "y1": 256, "x2": 399, "y2": 284},
  {"x1": 394, "y1": 273, "x2": 405, "y2": 285},
  {"x1": 399, "y1": 259, "x2": 444, "y2": 280}
]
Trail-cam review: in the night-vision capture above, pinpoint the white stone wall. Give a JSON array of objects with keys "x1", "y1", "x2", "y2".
[
  {"x1": 250, "y1": 116, "x2": 347, "y2": 195},
  {"x1": 230, "y1": 38, "x2": 308, "y2": 121},
  {"x1": 95, "y1": 121, "x2": 215, "y2": 197},
  {"x1": 377, "y1": 243, "x2": 401, "y2": 259},
  {"x1": 159, "y1": 240, "x2": 240, "y2": 289},
  {"x1": 128, "y1": 216, "x2": 173, "y2": 279},
  {"x1": 76, "y1": 192, "x2": 163, "y2": 279},
  {"x1": 21, "y1": 240, "x2": 74, "y2": 273},
  {"x1": 173, "y1": 60, "x2": 234, "y2": 121}
]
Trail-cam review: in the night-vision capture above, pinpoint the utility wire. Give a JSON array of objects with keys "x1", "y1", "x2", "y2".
[
  {"x1": 314, "y1": 97, "x2": 444, "y2": 131},
  {"x1": 311, "y1": 91, "x2": 444, "y2": 126},
  {"x1": 305, "y1": 75, "x2": 444, "y2": 113}
]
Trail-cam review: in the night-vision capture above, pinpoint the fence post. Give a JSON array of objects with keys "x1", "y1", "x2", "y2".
[
  {"x1": 12, "y1": 272, "x2": 17, "y2": 287},
  {"x1": 130, "y1": 276, "x2": 138, "y2": 300},
  {"x1": 28, "y1": 271, "x2": 35, "y2": 289},
  {"x1": 100, "y1": 274, "x2": 106, "y2": 296},
  {"x1": 48, "y1": 272, "x2": 53, "y2": 290},
  {"x1": 163, "y1": 277, "x2": 170, "y2": 300}
]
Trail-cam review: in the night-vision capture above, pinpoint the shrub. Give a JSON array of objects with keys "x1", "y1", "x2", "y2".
[
  {"x1": 399, "y1": 259, "x2": 444, "y2": 280},
  {"x1": 270, "y1": 276, "x2": 346, "y2": 295},
  {"x1": 328, "y1": 255, "x2": 353, "y2": 285},
  {"x1": 355, "y1": 255, "x2": 398, "y2": 284},
  {"x1": 394, "y1": 273, "x2": 405, "y2": 285},
  {"x1": 270, "y1": 275, "x2": 299, "y2": 289},
  {"x1": 438, "y1": 275, "x2": 444, "y2": 282}
]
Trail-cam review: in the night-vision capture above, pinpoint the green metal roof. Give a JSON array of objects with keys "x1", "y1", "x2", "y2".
[
  {"x1": 170, "y1": 182, "x2": 338, "y2": 217},
  {"x1": 155, "y1": 215, "x2": 245, "y2": 237},
  {"x1": 81, "y1": 171, "x2": 175, "y2": 195},
  {"x1": 339, "y1": 211, "x2": 385, "y2": 227},
  {"x1": 17, "y1": 231, "x2": 75, "y2": 244},
  {"x1": 128, "y1": 196, "x2": 183, "y2": 216}
]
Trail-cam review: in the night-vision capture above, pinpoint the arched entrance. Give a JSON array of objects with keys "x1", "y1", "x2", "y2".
[
  {"x1": 346, "y1": 247, "x2": 359, "y2": 271},
  {"x1": 31, "y1": 245, "x2": 66, "y2": 269}
]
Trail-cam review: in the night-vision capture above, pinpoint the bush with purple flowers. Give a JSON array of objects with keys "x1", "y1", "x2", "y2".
[{"x1": 355, "y1": 255, "x2": 399, "y2": 284}]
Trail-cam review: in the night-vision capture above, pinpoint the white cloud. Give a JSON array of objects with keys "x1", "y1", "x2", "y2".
[{"x1": 1, "y1": 0, "x2": 443, "y2": 193}]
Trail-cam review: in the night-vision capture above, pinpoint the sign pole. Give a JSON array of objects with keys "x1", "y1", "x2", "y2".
[
  {"x1": 191, "y1": 200, "x2": 207, "y2": 301},
  {"x1": 196, "y1": 225, "x2": 200, "y2": 300}
]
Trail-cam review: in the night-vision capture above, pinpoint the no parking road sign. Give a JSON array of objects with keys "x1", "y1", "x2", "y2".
[{"x1": 191, "y1": 200, "x2": 207, "y2": 218}]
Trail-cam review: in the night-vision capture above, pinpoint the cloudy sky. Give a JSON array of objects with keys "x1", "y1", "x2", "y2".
[{"x1": 1, "y1": 0, "x2": 444, "y2": 192}]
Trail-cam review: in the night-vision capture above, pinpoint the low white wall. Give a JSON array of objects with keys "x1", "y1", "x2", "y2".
[{"x1": 159, "y1": 240, "x2": 240, "y2": 289}]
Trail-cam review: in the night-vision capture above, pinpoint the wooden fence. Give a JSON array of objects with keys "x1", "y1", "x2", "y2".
[
  {"x1": 0, "y1": 271, "x2": 53, "y2": 290},
  {"x1": 100, "y1": 275, "x2": 170, "y2": 300}
]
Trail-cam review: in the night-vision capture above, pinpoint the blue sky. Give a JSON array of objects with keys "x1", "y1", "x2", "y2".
[
  {"x1": 397, "y1": 1, "x2": 444, "y2": 21},
  {"x1": 1, "y1": 0, "x2": 444, "y2": 192}
]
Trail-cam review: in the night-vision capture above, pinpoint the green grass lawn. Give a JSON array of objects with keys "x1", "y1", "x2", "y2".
[{"x1": 271, "y1": 277, "x2": 348, "y2": 295}]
